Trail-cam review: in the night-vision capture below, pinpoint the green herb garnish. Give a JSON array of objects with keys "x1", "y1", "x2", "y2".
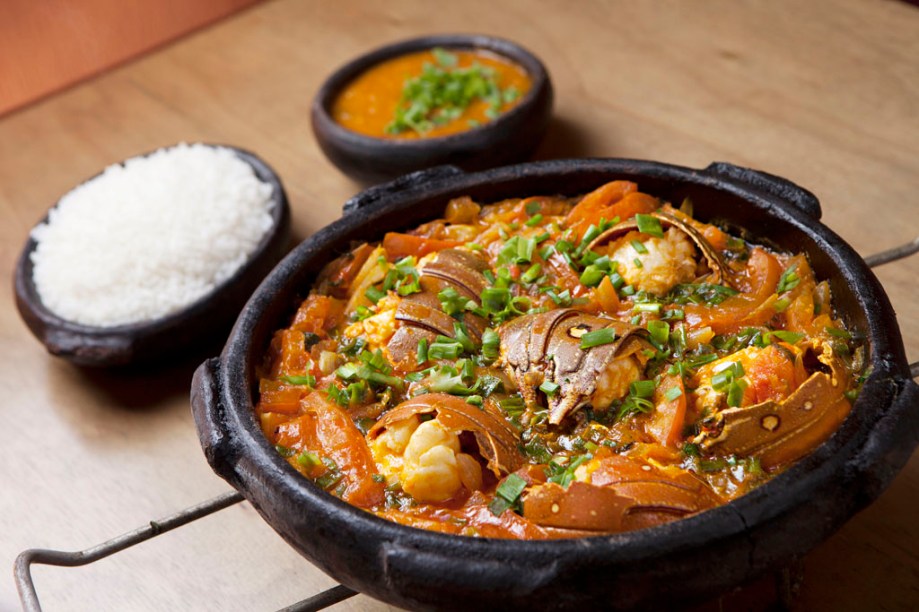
[
  {"x1": 386, "y1": 48, "x2": 517, "y2": 135},
  {"x1": 579, "y1": 327, "x2": 617, "y2": 349}
]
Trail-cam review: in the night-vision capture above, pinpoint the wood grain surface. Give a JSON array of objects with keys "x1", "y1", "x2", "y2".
[{"x1": 2, "y1": 1, "x2": 918, "y2": 610}]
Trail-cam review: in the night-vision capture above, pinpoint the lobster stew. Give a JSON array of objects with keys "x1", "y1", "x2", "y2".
[{"x1": 256, "y1": 181, "x2": 866, "y2": 539}]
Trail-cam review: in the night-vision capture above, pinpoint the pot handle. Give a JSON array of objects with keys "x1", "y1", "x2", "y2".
[
  {"x1": 342, "y1": 165, "x2": 465, "y2": 215},
  {"x1": 191, "y1": 358, "x2": 239, "y2": 485},
  {"x1": 851, "y1": 378, "x2": 919, "y2": 499},
  {"x1": 702, "y1": 162, "x2": 822, "y2": 220}
]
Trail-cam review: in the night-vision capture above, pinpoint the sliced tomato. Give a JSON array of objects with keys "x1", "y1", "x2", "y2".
[
  {"x1": 382, "y1": 232, "x2": 461, "y2": 261},
  {"x1": 275, "y1": 392, "x2": 385, "y2": 508},
  {"x1": 646, "y1": 375, "x2": 686, "y2": 447},
  {"x1": 566, "y1": 182, "x2": 659, "y2": 241},
  {"x1": 685, "y1": 247, "x2": 782, "y2": 334},
  {"x1": 290, "y1": 294, "x2": 344, "y2": 336},
  {"x1": 743, "y1": 344, "x2": 804, "y2": 405}
]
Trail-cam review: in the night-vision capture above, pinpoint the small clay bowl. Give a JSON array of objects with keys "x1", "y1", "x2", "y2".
[
  {"x1": 311, "y1": 34, "x2": 553, "y2": 184},
  {"x1": 14, "y1": 144, "x2": 291, "y2": 368}
]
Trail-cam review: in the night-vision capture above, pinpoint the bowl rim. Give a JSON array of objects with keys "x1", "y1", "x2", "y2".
[
  {"x1": 211, "y1": 157, "x2": 912, "y2": 560},
  {"x1": 14, "y1": 142, "x2": 290, "y2": 366},
  {"x1": 311, "y1": 33, "x2": 551, "y2": 149}
]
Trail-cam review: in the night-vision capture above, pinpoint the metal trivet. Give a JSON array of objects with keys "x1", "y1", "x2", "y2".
[{"x1": 15, "y1": 238, "x2": 919, "y2": 612}]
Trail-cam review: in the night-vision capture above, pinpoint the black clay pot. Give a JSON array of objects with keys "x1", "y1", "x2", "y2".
[
  {"x1": 15, "y1": 144, "x2": 291, "y2": 367},
  {"x1": 192, "y1": 159, "x2": 919, "y2": 611},
  {"x1": 311, "y1": 34, "x2": 553, "y2": 184}
]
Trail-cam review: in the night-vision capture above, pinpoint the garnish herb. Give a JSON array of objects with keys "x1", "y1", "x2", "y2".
[
  {"x1": 386, "y1": 48, "x2": 513, "y2": 135},
  {"x1": 579, "y1": 327, "x2": 617, "y2": 349},
  {"x1": 635, "y1": 214, "x2": 664, "y2": 238},
  {"x1": 776, "y1": 263, "x2": 800, "y2": 294},
  {"x1": 488, "y1": 473, "x2": 528, "y2": 515},
  {"x1": 281, "y1": 374, "x2": 316, "y2": 387},
  {"x1": 668, "y1": 283, "x2": 739, "y2": 306}
]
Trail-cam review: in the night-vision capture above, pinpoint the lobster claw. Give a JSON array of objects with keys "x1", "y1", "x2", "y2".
[
  {"x1": 695, "y1": 340, "x2": 853, "y2": 469},
  {"x1": 521, "y1": 453, "x2": 719, "y2": 533},
  {"x1": 498, "y1": 309, "x2": 654, "y2": 425},
  {"x1": 368, "y1": 393, "x2": 525, "y2": 477},
  {"x1": 587, "y1": 211, "x2": 732, "y2": 288},
  {"x1": 387, "y1": 249, "x2": 490, "y2": 370}
]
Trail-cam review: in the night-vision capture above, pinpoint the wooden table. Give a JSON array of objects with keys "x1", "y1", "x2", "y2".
[{"x1": 2, "y1": 1, "x2": 918, "y2": 609}]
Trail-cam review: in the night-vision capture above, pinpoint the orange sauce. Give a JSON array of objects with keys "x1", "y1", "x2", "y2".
[{"x1": 332, "y1": 49, "x2": 532, "y2": 139}]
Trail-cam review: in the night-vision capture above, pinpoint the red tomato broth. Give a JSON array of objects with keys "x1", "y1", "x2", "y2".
[
  {"x1": 255, "y1": 180, "x2": 865, "y2": 539},
  {"x1": 331, "y1": 48, "x2": 532, "y2": 139}
]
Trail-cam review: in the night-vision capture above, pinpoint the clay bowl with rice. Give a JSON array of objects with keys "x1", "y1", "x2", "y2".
[
  {"x1": 14, "y1": 143, "x2": 291, "y2": 368},
  {"x1": 311, "y1": 34, "x2": 553, "y2": 184}
]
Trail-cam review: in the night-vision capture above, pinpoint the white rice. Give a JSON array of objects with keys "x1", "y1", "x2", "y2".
[{"x1": 30, "y1": 143, "x2": 275, "y2": 327}]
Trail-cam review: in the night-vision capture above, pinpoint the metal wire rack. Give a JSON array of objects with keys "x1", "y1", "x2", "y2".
[{"x1": 15, "y1": 239, "x2": 919, "y2": 611}]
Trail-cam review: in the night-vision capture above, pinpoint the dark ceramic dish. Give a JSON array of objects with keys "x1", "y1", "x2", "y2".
[
  {"x1": 14, "y1": 144, "x2": 291, "y2": 368},
  {"x1": 311, "y1": 34, "x2": 553, "y2": 184},
  {"x1": 192, "y1": 159, "x2": 919, "y2": 610}
]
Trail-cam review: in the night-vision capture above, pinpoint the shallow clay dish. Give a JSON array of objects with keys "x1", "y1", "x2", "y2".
[
  {"x1": 14, "y1": 144, "x2": 291, "y2": 368},
  {"x1": 311, "y1": 34, "x2": 553, "y2": 184},
  {"x1": 192, "y1": 160, "x2": 919, "y2": 610}
]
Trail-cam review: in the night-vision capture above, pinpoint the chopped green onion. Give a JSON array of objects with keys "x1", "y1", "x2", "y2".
[
  {"x1": 635, "y1": 214, "x2": 664, "y2": 238},
  {"x1": 481, "y1": 328, "x2": 500, "y2": 361},
  {"x1": 633, "y1": 258, "x2": 644, "y2": 269},
  {"x1": 711, "y1": 372, "x2": 732, "y2": 391},
  {"x1": 579, "y1": 265, "x2": 606, "y2": 287},
  {"x1": 453, "y1": 322, "x2": 476, "y2": 353},
  {"x1": 664, "y1": 386, "x2": 683, "y2": 402},
  {"x1": 825, "y1": 326, "x2": 852, "y2": 340},
  {"x1": 281, "y1": 374, "x2": 316, "y2": 387},
  {"x1": 488, "y1": 496, "x2": 512, "y2": 516},
  {"x1": 499, "y1": 396, "x2": 526, "y2": 416},
  {"x1": 326, "y1": 384, "x2": 348, "y2": 406},
  {"x1": 776, "y1": 263, "x2": 800, "y2": 294},
  {"x1": 525, "y1": 200, "x2": 541, "y2": 215},
  {"x1": 726, "y1": 379, "x2": 748, "y2": 407},
  {"x1": 630, "y1": 379, "x2": 656, "y2": 398},
  {"x1": 767, "y1": 330, "x2": 804, "y2": 344},
  {"x1": 521, "y1": 263, "x2": 542, "y2": 284},
  {"x1": 539, "y1": 380, "x2": 560, "y2": 396},
  {"x1": 365, "y1": 286, "x2": 386, "y2": 304},
  {"x1": 525, "y1": 213, "x2": 544, "y2": 227},
  {"x1": 647, "y1": 320, "x2": 670, "y2": 345},
  {"x1": 466, "y1": 395, "x2": 484, "y2": 407},
  {"x1": 416, "y1": 338, "x2": 429, "y2": 365},
  {"x1": 496, "y1": 473, "x2": 528, "y2": 503},
  {"x1": 335, "y1": 363, "x2": 359, "y2": 380},
  {"x1": 668, "y1": 283, "x2": 738, "y2": 306},
  {"x1": 275, "y1": 444, "x2": 295, "y2": 458},
  {"x1": 633, "y1": 302, "x2": 661, "y2": 314},
  {"x1": 579, "y1": 327, "x2": 618, "y2": 349},
  {"x1": 630, "y1": 239, "x2": 649, "y2": 254},
  {"x1": 296, "y1": 451, "x2": 321, "y2": 468},
  {"x1": 428, "y1": 339, "x2": 464, "y2": 360}
]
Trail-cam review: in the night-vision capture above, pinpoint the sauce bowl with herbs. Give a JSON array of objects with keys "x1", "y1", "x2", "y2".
[{"x1": 311, "y1": 35, "x2": 552, "y2": 184}]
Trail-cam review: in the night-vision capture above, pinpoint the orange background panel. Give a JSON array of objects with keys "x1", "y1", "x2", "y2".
[{"x1": 0, "y1": 0, "x2": 262, "y2": 116}]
